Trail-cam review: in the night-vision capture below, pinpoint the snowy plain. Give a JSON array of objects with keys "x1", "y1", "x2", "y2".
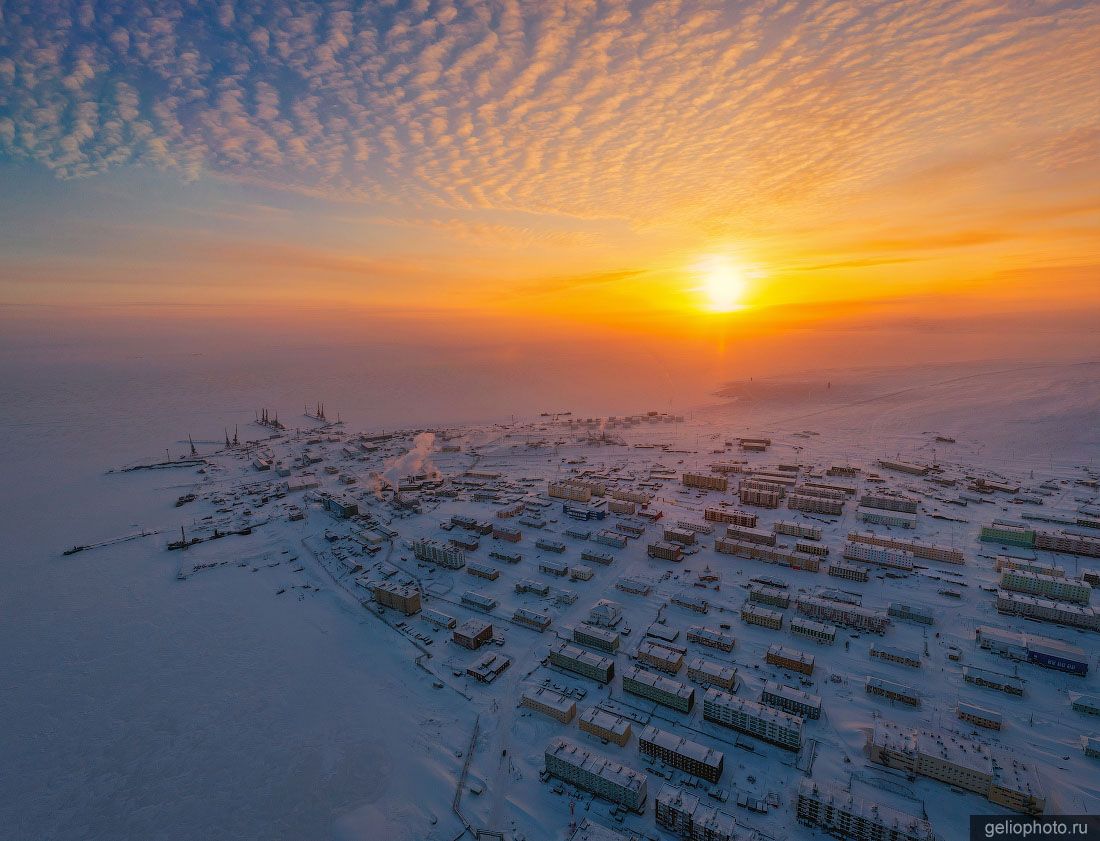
[{"x1": 2, "y1": 351, "x2": 1098, "y2": 841}]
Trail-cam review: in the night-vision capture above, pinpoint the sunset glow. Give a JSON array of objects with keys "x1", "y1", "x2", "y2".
[
  {"x1": 0, "y1": 0, "x2": 1096, "y2": 362},
  {"x1": 694, "y1": 255, "x2": 751, "y2": 313}
]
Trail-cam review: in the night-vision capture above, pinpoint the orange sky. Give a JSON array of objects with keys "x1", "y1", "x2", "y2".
[{"x1": 0, "y1": 0, "x2": 1098, "y2": 363}]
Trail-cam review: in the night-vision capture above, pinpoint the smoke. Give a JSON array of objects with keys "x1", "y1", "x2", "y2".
[{"x1": 374, "y1": 431, "x2": 439, "y2": 498}]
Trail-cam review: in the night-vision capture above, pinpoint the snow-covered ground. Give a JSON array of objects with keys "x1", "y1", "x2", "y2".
[{"x1": 2, "y1": 355, "x2": 1098, "y2": 841}]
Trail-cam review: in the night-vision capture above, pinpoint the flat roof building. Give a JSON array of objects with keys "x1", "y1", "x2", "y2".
[
  {"x1": 639, "y1": 725, "x2": 724, "y2": 784},
  {"x1": 544, "y1": 736, "x2": 648, "y2": 813}
]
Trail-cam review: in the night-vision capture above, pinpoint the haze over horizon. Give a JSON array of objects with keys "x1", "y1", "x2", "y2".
[{"x1": 1, "y1": 0, "x2": 1097, "y2": 375}]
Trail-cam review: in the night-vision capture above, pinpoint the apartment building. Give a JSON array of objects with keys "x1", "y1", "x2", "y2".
[
  {"x1": 686, "y1": 657, "x2": 738, "y2": 692},
  {"x1": 796, "y1": 779, "x2": 936, "y2": 841},
  {"x1": 578, "y1": 706, "x2": 632, "y2": 746},
  {"x1": 544, "y1": 737, "x2": 648, "y2": 813},
  {"x1": 521, "y1": 685, "x2": 576, "y2": 723},
  {"x1": 760, "y1": 680, "x2": 821, "y2": 719},
  {"x1": 622, "y1": 666, "x2": 695, "y2": 713},
  {"x1": 638, "y1": 726, "x2": 724, "y2": 784},
  {"x1": 702, "y1": 688, "x2": 803, "y2": 751}
]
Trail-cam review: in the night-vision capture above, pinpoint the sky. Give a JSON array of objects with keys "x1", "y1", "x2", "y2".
[{"x1": 0, "y1": 0, "x2": 1098, "y2": 372}]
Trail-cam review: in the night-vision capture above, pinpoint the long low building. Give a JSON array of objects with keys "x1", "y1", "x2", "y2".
[
  {"x1": 796, "y1": 779, "x2": 936, "y2": 841},
  {"x1": 995, "y1": 590, "x2": 1100, "y2": 631},
  {"x1": 847, "y1": 530, "x2": 965, "y2": 565},
  {"x1": 639, "y1": 725, "x2": 724, "y2": 783},
  {"x1": 867, "y1": 720, "x2": 1045, "y2": 814},
  {"x1": 865, "y1": 676, "x2": 921, "y2": 707},
  {"x1": 796, "y1": 596, "x2": 889, "y2": 634},
  {"x1": 544, "y1": 736, "x2": 648, "y2": 813},
  {"x1": 702, "y1": 688, "x2": 803, "y2": 750},
  {"x1": 1000, "y1": 570, "x2": 1092, "y2": 605},
  {"x1": 976, "y1": 625, "x2": 1088, "y2": 675},
  {"x1": 963, "y1": 666, "x2": 1024, "y2": 696}
]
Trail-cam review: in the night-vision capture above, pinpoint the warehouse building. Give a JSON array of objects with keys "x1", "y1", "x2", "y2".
[
  {"x1": 766, "y1": 644, "x2": 815, "y2": 675},
  {"x1": 578, "y1": 706, "x2": 633, "y2": 746},
  {"x1": 453, "y1": 618, "x2": 493, "y2": 649},
  {"x1": 976, "y1": 625, "x2": 1089, "y2": 675},
  {"x1": 574, "y1": 622, "x2": 620, "y2": 653},
  {"x1": 544, "y1": 736, "x2": 648, "y2": 813},
  {"x1": 703, "y1": 688, "x2": 803, "y2": 751},
  {"x1": 521, "y1": 685, "x2": 576, "y2": 723},
  {"x1": 760, "y1": 680, "x2": 821, "y2": 719},
  {"x1": 796, "y1": 779, "x2": 936, "y2": 841},
  {"x1": 683, "y1": 473, "x2": 728, "y2": 492},
  {"x1": 550, "y1": 641, "x2": 615, "y2": 683},
  {"x1": 1000, "y1": 570, "x2": 1092, "y2": 605},
  {"x1": 796, "y1": 596, "x2": 889, "y2": 634},
  {"x1": 705, "y1": 508, "x2": 758, "y2": 527},
  {"x1": 994, "y1": 590, "x2": 1099, "y2": 630},
  {"x1": 412, "y1": 537, "x2": 465, "y2": 569},
  {"x1": 639, "y1": 726, "x2": 724, "y2": 784},
  {"x1": 686, "y1": 657, "x2": 738, "y2": 692},
  {"x1": 865, "y1": 676, "x2": 921, "y2": 707},
  {"x1": 791, "y1": 616, "x2": 837, "y2": 645},
  {"x1": 622, "y1": 666, "x2": 695, "y2": 713},
  {"x1": 687, "y1": 625, "x2": 736, "y2": 652},
  {"x1": 371, "y1": 581, "x2": 422, "y2": 615},
  {"x1": 867, "y1": 721, "x2": 1045, "y2": 814}
]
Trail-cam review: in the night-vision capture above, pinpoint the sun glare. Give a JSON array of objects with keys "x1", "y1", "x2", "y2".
[{"x1": 694, "y1": 254, "x2": 749, "y2": 313}]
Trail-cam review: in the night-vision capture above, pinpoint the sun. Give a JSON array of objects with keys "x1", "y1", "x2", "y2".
[{"x1": 694, "y1": 254, "x2": 749, "y2": 313}]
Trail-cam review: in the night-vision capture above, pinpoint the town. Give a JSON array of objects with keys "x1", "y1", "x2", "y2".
[{"x1": 112, "y1": 407, "x2": 1100, "y2": 841}]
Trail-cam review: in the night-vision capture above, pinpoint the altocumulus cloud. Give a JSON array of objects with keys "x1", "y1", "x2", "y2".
[{"x1": 0, "y1": 0, "x2": 1097, "y2": 230}]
